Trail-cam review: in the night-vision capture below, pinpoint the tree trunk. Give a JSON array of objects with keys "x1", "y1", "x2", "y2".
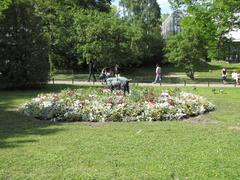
[{"x1": 187, "y1": 70, "x2": 194, "y2": 80}]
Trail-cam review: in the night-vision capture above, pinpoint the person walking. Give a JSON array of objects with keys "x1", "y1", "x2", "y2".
[
  {"x1": 88, "y1": 60, "x2": 96, "y2": 82},
  {"x1": 152, "y1": 64, "x2": 162, "y2": 84},
  {"x1": 232, "y1": 70, "x2": 239, "y2": 85},
  {"x1": 221, "y1": 67, "x2": 227, "y2": 84},
  {"x1": 114, "y1": 64, "x2": 120, "y2": 79}
]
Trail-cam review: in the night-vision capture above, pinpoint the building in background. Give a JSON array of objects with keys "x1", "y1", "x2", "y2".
[
  {"x1": 225, "y1": 29, "x2": 240, "y2": 62},
  {"x1": 162, "y1": 11, "x2": 240, "y2": 62},
  {"x1": 161, "y1": 10, "x2": 185, "y2": 39}
]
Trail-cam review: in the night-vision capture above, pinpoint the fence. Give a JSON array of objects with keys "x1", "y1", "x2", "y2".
[{"x1": 50, "y1": 78, "x2": 239, "y2": 88}]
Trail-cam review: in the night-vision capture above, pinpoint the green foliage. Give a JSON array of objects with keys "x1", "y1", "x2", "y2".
[
  {"x1": 166, "y1": 0, "x2": 240, "y2": 79},
  {"x1": 32, "y1": 0, "x2": 149, "y2": 70},
  {"x1": 170, "y1": 0, "x2": 240, "y2": 60},
  {"x1": 1, "y1": 0, "x2": 165, "y2": 75},
  {"x1": 57, "y1": 0, "x2": 112, "y2": 12},
  {"x1": 165, "y1": 29, "x2": 207, "y2": 80},
  {"x1": 0, "y1": 0, "x2": 49, "y2": 89},
  {"x1": 119, "y1": 0, "x2": 163, "y2": 63},
  {"x1": 74, "y1": 10, "x2": 143, "y2": 67},
  {"x1": 0, "y1": 0, "x2": 12, "y2": 13},
  {"x1": 120, "y1": 0, "x2": 161, "y2": 25}
]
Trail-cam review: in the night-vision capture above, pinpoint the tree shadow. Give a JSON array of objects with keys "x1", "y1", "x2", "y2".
[
  {"x1": 0, "y1": 109, "x2": 64, "y2": 148},
  {"x1": 0, "y1": 84, "x2": 101, "y2": 109},
  {"x1": 0, "y1": 84, "x2": 96, "y2": 149}
]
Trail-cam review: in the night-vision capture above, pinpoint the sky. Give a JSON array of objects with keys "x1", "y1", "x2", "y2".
[{"x1": 112, "y1": 0, "x2": 173, "y2": 14}]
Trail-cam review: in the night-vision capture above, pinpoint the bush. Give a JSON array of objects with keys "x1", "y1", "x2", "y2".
[{"x1": 0, "y1": 1, "x2": 49, "y2": 89}]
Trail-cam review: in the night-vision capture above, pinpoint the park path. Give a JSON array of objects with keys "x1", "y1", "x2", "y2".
[{"x1": 49, "y1": 80, "x2": 239, "y2": 88}]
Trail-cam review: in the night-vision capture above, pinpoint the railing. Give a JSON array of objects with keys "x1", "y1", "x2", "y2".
[{"x1": 50, "y1": 78, "x2": 239, "y2": 88}]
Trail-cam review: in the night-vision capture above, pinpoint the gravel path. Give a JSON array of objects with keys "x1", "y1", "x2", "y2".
[{"x1": 49, "y1": 80, "x2": 239, "y2": 88}]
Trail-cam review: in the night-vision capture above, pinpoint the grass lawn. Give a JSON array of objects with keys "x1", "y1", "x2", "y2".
[
  {"x1": 1, "y1": 84, "x2": 240, "y2": 179},
  {"x1": 53, "y1": 61, "x2": 240, "y2": 84}
]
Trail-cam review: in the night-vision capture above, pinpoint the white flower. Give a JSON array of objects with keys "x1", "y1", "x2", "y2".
[
  {"x1": 20, "y1": 88, "x2": 215, "y2": 122},
  {"x1": 42, "y1": 101, "x2": 53, "y2": 108},
  {"x1": 161, "y1": 92, "x2": 169, "y2": 97}
]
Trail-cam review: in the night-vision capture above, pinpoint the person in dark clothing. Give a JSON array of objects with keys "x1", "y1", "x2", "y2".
[
  {"x1": 221, "y1": 68, "x2": 227, "y2": 84},
  {"x1": 88, "y1": 60, "x2": 97, "y2": 82}
]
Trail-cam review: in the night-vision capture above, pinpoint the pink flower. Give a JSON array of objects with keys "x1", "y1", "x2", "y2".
[
  {"x1": 75, "y1": 99, "x2": 84, "y2": 107},
  {"x1": 106, "y1": 98, "x2": 114, "y2": 104}
]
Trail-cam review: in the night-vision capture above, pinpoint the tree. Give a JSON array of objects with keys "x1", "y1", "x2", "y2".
[
  {"x1": 0, "y1": 0, "x2": 11, "y2": 14},
  {"x1": 32, "y1": 0, "x2": 113, "y2": 72},
  {"x1": 165, "y1": 29, "x2": 207, "y2": 79},
  {"x1": 35, "y1": 0, "x2": 146, "y2": 70},
  {"x1": 0, "y1": 0, "x2": 49, "y2": 89},
  {"x1": 57, "y1": 0, "x2": 112, "y2": 12},
  {"x1": 119, "y1": 0, "x2": 163, "y2": 63},
  {"x1": 74, "y1": 10, "x2": 143, "y2": 68},
  {"x1": 169, "y1": 0, "x2": 240, "y2": 60}
]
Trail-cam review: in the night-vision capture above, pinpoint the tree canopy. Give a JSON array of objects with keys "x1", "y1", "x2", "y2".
[
  {"x1": 0, "y1": 0, "x2": 164, "y2": 80},
  {"x1": 119, "y1": 0, "x2": 163, "y2": 63},
  {"x1": 0, "y1": 0, "x2": 49, "y2": 88},
  {"x1": 170, "y1": 0, "x2": 240, "y2": 59},
  {"x1": 165, "y1": 0, "x2": 240, "y2": 79}
]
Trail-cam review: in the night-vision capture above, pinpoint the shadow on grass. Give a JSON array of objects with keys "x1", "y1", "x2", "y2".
[
  {"x1": 0, "y1": 109, "x2": 63, "y2": 148},
  {"x1": 0, "y1": 84, "x2": 101, "y2": 149},
  {"x1": 0, "y1": 84, "x2": 102, "y2": 109}
]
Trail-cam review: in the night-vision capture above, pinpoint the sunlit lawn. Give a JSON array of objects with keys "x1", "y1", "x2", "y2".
[
  {"x1": 0, "y1": 84, "x2": 240, "y2": 179},
  {"x1": 53, "y1": 61, "x2": 240, "y2": 84}
]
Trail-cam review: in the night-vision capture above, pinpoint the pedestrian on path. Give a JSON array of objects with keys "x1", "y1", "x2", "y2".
[
  {"x1": 152, "y1": 64, "x2": 162, "y2": 84},
  {"x1": 221, "y1": 68, "x2": 227, "y2": 84},
  {"x1": 88, "y1": 60, "x2": 96, "y2": 82},
  {"x1": 114, "y1": 64, "x2": 120, "y2": 79},
  {"x1": 232, "y1": 70, "x2": 239, "y2": 85}
]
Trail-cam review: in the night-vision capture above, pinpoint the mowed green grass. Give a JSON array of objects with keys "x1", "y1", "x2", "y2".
[
  {"x1": 1, "y1": 85, "x2": 240, "y2": 179},
  {"x1": 53, "y1": 61, "x2": 240, "y2": 84}
]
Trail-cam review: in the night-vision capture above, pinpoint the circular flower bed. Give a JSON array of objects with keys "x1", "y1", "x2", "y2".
[{"x1": 19, "y1": 87, "x2": 215, "y2": 122}]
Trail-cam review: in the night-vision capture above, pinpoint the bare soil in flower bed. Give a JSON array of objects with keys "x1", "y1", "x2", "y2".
[{"x1": 19, "y1": 86, "x2": 215, "y2": 122}]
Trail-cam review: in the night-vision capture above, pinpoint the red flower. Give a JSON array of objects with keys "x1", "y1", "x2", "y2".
[
  {"x1": 147, "y1": 97, "x2": 157, "y2": 105},
  {"x1": 52, "y1": 95, "x2": 59, "y2": 101},
  {"x1": 106, "y1": 98, "x2": 114, "y2": 105},
  {"x1": 117, "y1": 99, "x2": 124, "y2": 104}
]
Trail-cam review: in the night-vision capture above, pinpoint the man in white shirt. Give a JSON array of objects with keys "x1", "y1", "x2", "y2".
[
  {"x1": 232, "y1": 70, "x2": 239, "y2": 85},
  {"x1": 152, "y1": 64, "x2": 162, "y2": 84}
]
